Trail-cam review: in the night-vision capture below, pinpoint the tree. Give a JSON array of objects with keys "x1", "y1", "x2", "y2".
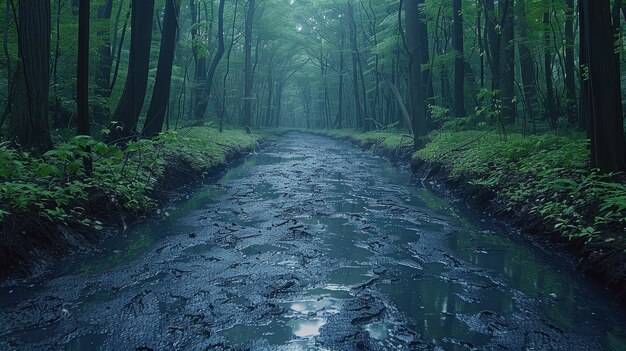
[
  {"x1": 93, "y1": 0, "x2": 113, "y2": 122},
  {"x1": 405, "y1": 0, "x2": 427, "y2": 148},
  {"x1": 142, "y1": 0, "x2": 182, "y2": 138},
  {"x1": 564, "y1": 0, "x2": 577, "y2": 126},
  {"x1": 242, "y1": 0, "x2": 256, "y2": 129},
  {"x1": 452, "y1": 0, "x2": 466, "y2": 118},
  {"x1": 543, "y1": 11, "x2": 556, "y2": 129},
  {"x1": 579, "y1": 0, "x2": 626, "y2": 172},
  {"x1": 8, "y1": 0, "x2": 53, "y2": 151},
  {"x1": 517, "y1": 0, "x2": 537, "y2": 130},
  {"x1": 77, "y1": 0, "x2": 90, "y2": 138},
  {"x1": 109, "y1": 0, "x2": 155, "y2": 142}
]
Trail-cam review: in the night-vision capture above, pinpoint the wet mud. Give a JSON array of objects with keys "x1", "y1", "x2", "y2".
[{"x1": 1, "y1": 133, "x2": 625, "y2": 350}]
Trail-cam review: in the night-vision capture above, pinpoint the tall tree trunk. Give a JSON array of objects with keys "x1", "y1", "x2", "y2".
[
  {"x1": 405, "y1": 0, "x2": 427, "y2": 148},
  {"x1": 142, "y1": 0, "x2": 181, "y2": 137},
  {"x1": 242, "y1": 0, "x2": 255, "y2": 128},
  {"x1": 580, "y1": 0, "x2": 626, "y2": 172},
  {"x1": 498, "y1": 0, "x2": 515, "y2": 124},
  {"x1": 109, "y1": 0, "x2": 154, "y2": 142},
  {"x1": 453, "y1": 0, "x2": 466, "y2": 117},
  {"x1": 77, "y1": 0, "x2": 90, "y2": 137},
  {"x1": 564, "y1": 0, "x2": 577, "y2": 126},
  {"x1": 517, "y1": 0, "x2": 537, "y2": 130},
  {"x1": 417, "y1": 0, "x2": 433, "y2": 126},
  {"x1": 543, "y1": 11, "x2": 556, "y2": 129},
  {"x1": 203, "y1": 0, "x2": 226, "y2": 114},
  {"x1": 220, "y1": 0, "x2": 238, "y2": 132},
  {"x1": 77, "y1": 0, "x2": 92, "y2": 173},
  {"x1": 93, "y1": 0, "x2": 113, "y2": 122},
  {"x1": 336, "y1": 23, "x2": 345, "y2": 129},
  {"x1": 9, "y1": 0, "x2": 53, "y2": 151},
  {"x1": 190, "y1": 0, "x2": 208, "y2": 120},
  {"x1": 477, "y1": 1, "x2": 485, "y2": 89},
  {"x1": 347, "y1": 0, "x2": 363, "y2": 130},
  {"x1": 1, "y1": 0, "x2": 13, "y2": 127}
]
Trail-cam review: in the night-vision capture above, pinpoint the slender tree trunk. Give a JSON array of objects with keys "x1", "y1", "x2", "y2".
[
  {"x1": 499, "y1": 0, "x2": 515, "y2": 124},
  {"x1": 242, "y1": 0, "x2": 255, "y2": 128},
  {"x1": 110, "y1": 8, "x2": 129, "y2": 93},
  {"x1": 544, "y1": 11, "x2": 556, "y2": 128},
  {"x1": 142, "y1": 0, "x2": 181, "y2": 137},
  {"x1": 220, "y1": 0, "x2": 238, "y2": 132},
  {"x1": 52, "y1": 0, "x2": 63, "y2": 128},
  {"x1": 77, "y1": 0, "x2": 90, "y2": 137},
  {"x1": 77, "y1": 0, "x2": 92, "y2": 173},
  {"x1": 417, "y1": 0, "x2": 434, "y2": 125},
  {"x1": 1, "y1": 0, "x2": 13, "y2": 127},
  {"x1": 109, "y1": 0, "x2": 155, "y2": 141},
  {"x1": 190, "y1": 0, "x2": 208, "y2": 120},
  {"x1": 336, "y1": 24, "x2": 345, "y2": 129},
  {"x1": 405, "y1": 0, "x2": 427, "y2": 147},
  {"x1": 347, "y1": 0, "x2": 363, "y2": 130},
  {"x1": 93, "y1": 0, "x2": 113, "y2": 122},
  {"x1": 453, "y1": 0, "x2": 466, "y2": 117},
  {"x1": 477, "y1": 1, "x2": 484, "y2": 89},
  {"x1": 517, "y1": 0, "x2": 537, "y2": 130},
  {"x1": 9, "y1": 0, "x2": 53, "y2": 151},
  {"x1": 204, "y1": 0, "x2": 225, "y2": 110},
  {"x1": 580, "y1": 0, "x2": 626, "y2": 172},
  {"x1": 564, "y1": 0, "x2": 578, "y2": 126}
]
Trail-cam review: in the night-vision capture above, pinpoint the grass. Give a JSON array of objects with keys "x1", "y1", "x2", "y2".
[
  {"x1": 414, "y1": 130, "x2": 625, "y2": 246},
  {"x1": 314, "y1": 129, "x2": 414, "y2": 154},
  {"x1": 0, "y1": 126, "x2": 265, "y2": 235}
]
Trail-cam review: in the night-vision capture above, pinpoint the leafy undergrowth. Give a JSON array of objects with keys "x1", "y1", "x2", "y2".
[
  {"x1": 0, "y1": 126, "x2": 264, "y2": 273},
  {"x1": 413, "y1": 130, "x2": 626, "y2": 255},
  {"x1": 314, "y1": 129, "x2": 414, "y2": 159}
]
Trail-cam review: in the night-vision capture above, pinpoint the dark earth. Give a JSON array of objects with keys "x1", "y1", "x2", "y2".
[{"x1": 1, "y1": 133, "x2": 625, "y2": 350}]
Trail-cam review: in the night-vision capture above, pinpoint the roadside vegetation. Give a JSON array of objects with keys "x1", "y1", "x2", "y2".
[{"x1": 0, "y1": 126, "x2": 264, "y2": 274}]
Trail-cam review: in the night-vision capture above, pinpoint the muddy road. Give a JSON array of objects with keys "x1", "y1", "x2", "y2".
[{"x1": 1, "y1": 133, "x2": 625, "y2": 350}]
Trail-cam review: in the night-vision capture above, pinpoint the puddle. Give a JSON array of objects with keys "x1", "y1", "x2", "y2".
[
  {"x1": 220, "y1": 321, "x2": 291, "y2": 345},
  {"x1": 328, "y1": 266, "x2": 372, "y2": 286},
  {"x1": 241, "y1": 244, "x2": 287, "y2": 256}
]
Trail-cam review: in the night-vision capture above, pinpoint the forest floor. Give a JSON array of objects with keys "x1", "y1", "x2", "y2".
[
  {"x1": 317, "y1": 128, "x2": 626, "y2": 303},
  {"x1": 1, "y1": 132, "x2": 624, "y2": 350},
  {"x1": 0, "y1": 126, "x2": 273, "y2": 279}
]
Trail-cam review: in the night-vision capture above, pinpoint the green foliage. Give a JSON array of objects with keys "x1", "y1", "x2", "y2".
[
  {"x1": 0, "y1": 127, "x2": 262, "y2": 231},
  {"x1": 320, "y1": 129, "x2": 413, "y2": 152},
  {"x1": 413, "y1": 131, "x2": 626, "y2": 245}
]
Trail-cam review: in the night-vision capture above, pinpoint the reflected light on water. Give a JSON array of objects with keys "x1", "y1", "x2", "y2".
[{"x1": 291, "y1": 318, "x2": 326, "y2": 337}]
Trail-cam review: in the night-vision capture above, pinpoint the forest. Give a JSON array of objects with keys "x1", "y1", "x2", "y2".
[{"x1": 0, "y1": 0, "x2": 625, "y2": 350}]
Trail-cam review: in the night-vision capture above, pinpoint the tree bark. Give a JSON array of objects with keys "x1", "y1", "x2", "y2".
[
  {"x1": 543, "y1": 12, "x2": 556, "y2": 128},
  {"x1": 405, "y1": 0, "x2": 427, "y2": 148},
  {"x1": 9, "y1": 0, "x2": 53, "y2": 151},
  {"x1": 347, "y1": 0, "x2": 363, "y2": 130},
  {"x1": 77, "y1": 0, "x2": 90, "y2": 137},
  {"x1": 580, "y1": 0, "x2": 626, "y2": 172},
  {"x1": 453, "y1": 0, "x2": 466, "y2": 117},
  {"x1": 142, "y1": 0, "x2": 181, "y2": 137},
  {"x1": 203, "y1": 0, "x2": 226, "y2": 117},
  {"x1": 93, "y1": 0, "x2": 113, "y2": 122},
  {"x1": 564, "y1": 0, "x2": 577, "y2": 126},
  {"x1": 242, "y1": 0, "x2": 255, "y2": 128},
  {"x1": 498, "y1": 0, "x2": 515, "y2": 124},
  {"x1": 336, "y1": 23, "x2": 345, "y2": 129},
  {"x1": 517, "y1": 0, "x2": 537, "y2": 130},
  {"x1": 109, "y1": 0, "x2": 154, "y2": 142}
]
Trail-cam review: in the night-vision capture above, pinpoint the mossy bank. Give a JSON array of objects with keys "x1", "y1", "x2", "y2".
[
  {"x1": 318, "y1": 128, "x2": 626, "y2": 302},
  {"x1": 0, "y1": 127, "x2": 271, "y2": 278}
]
